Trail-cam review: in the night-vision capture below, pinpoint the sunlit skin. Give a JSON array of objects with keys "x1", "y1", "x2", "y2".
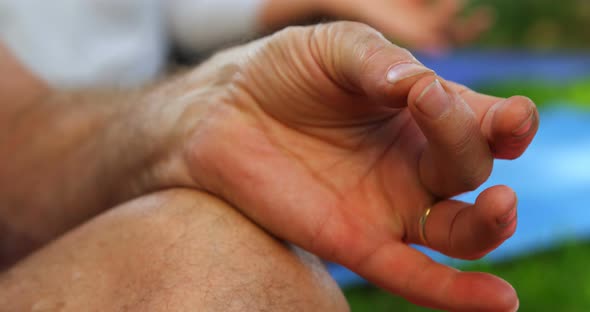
[{"x1": 153, "y1": 22, "x2": 539, "y2": 311}]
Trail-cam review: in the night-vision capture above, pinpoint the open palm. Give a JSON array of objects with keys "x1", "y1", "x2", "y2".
[{"x1": 183, "y1": 23, "x2": 538, "y2": 311}]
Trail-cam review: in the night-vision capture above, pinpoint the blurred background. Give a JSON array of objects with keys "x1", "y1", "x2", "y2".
[{"x1": 339, "y1": 0, "x2": 590, "y2": 311}]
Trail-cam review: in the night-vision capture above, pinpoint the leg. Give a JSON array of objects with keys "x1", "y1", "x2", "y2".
[{"x1": 0, "y1": 189, "x2": 349, "y2": 311}]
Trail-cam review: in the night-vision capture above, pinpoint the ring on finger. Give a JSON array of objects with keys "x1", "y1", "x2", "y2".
[{"x1": 419, "y1": 207, "x2": 432, "y2": 247}]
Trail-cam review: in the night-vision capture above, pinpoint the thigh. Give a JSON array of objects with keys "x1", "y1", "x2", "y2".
[{"x1": 0, "y1": 189, "x2": 349, "y2": 312}]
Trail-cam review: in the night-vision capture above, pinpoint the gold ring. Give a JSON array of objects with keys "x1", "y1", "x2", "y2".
[{"x1": 419, "y1": 208, "x2": 431, "y2": 246}]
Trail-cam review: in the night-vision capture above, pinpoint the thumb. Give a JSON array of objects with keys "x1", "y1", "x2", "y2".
[{"x1": 309, "y1": 22, "x2": 436, "y2": 107}]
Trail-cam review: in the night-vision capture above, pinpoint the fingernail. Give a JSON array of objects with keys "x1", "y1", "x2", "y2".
[
  {"x1": 497, "y1": 208, "x2": 517, "y2": 227},
  {"x1": 512, "y1": 113, "x2": 534, "y2": 137},
  {"x1": 415, "y1": 79, "x2": 451, "y2": 118},
  {"x1": 497, "y1": 200, "x2": 518, "y2": 227},
  {"x1": 386, "y1": 63, "x2": 432, "y2": 85}
]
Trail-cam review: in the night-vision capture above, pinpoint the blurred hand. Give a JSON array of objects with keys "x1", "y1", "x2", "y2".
[
  {"x1": 318, "y1": 0, "x2": 494, "y2": 52},
  {"x1": 160, "y1": 22, "x2": 537, "y2": 311}
]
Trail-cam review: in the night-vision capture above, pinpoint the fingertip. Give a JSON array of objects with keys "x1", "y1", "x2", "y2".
[
  {"x1": 484, "y1": 96, "x2": 539, "y2": 159},
  {"x1": 415, "y1": 79, "x2": 452, "y2": 119},
  {"x1": 374, "y1": 63, "x2": 435, "y2": 108},
  {"x1": 356, "y1": 53, "x2": 437, "y2": 108},
  {"x1": 471, "y1": 187, "x2": 518, "y2": 258},
  {"x1": 422, "y1": 186, "x2": 517, "y2": 260},
  {"x1": 476, "y1": 185, "x2": 518, "y2": 229},
  {"x1": 355, "y1": 243, "x2": 518, "y2": 312},
  {"x1": 308, "y1": 21, "x2": 440, "y2": 108},
  {"x1": 407, "y1": 75, "x2": 440, "y2": 109},
  {"x1": 453, "y1": 272, "x2": 519, "y2": 312},
  {"x1": 476, "y1": 185, "x2": 517, "y2": 211},
  {"x1": 496, "y1": 96, "x2": 537, "y2": 136},
  {"x1": 368, "y1": 61, "x2": 436, "y2": 107},
  {"x1": 386, "y1": 62, "x2": 433, "y2": 85}
]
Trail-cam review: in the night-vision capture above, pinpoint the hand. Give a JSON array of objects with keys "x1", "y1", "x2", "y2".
[
  {"x1": 318, "y1": 0, "x2": 494, "y2": 52},
  {"x1": 159, "y1": 22, "x2": 538, "y2": 311}
]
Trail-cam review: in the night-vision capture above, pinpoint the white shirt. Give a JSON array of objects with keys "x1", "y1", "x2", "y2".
[{"x1": 0, "y1": 0, "x2": 263, "y2": 88}]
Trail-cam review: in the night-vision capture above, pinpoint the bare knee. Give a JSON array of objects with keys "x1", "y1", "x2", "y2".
[{"x1": 0, "y1": 189, "x2": 349, "y2": 311}]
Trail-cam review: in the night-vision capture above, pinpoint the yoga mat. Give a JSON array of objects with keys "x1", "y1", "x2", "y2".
[{"x1": 417, "y1": 50, "x2": 590, "y2": 85}]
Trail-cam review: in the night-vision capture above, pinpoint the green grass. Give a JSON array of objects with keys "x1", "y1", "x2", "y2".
[
  {"x1": 469, "y1": 0, "x2": 590, "y2": 49},
  {"x1": 345, "y1": 241, "x2": 590, "y2": 311},
  {"x1": 474, "y1": 79, "x2": 590, "y2": 110}
]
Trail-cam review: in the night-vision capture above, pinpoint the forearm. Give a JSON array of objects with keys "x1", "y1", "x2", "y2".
[
  {"x1": 0, "y1": 67, "x2": 209, "y2": 268},
  {"x1": 0, "y1": 89, "x2": 157, "y2": 255}
]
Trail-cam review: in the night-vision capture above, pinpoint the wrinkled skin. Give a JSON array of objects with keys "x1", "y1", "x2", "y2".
[{"x1": 158, "y1": 22, "x2": 538, "y2": 311}]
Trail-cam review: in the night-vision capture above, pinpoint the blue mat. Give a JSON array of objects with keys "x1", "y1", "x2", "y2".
[
  {"x1": 329, "y1": 107, "x2": 590, "y2": 287},
  {"x1": 417, "y1": 50, "x2": 590, "y2": 85}
]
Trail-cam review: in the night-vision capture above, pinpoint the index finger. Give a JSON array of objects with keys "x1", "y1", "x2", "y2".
[
  {"x1": 446, "y1": 81, "x2": 540, "y2": 160},
  {"x1": 408, "y1": 76, "x2": 493, "y2": 197}
]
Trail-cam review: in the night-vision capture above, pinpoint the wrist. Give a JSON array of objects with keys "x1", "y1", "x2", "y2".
[
  {"x1": 132, "y1": 44, "x2": 262, "y2": 201},
  {"x1": 131, "y1": 71, "x2": 225, "y2": 194}
]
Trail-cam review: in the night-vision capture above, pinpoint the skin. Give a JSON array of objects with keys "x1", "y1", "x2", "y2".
[
  {"x1": 259, "y1": 0, "x2": 494, "y2": 52},
  {"x1": 0, "y1": 22, "x2": 539, "y2": 311},
  {"x1": 165, "y1": 22, "x2": 538, "y2": 311},
  {"x1": 0, "y1": 190, "x2": 349, "y2": 311}
]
